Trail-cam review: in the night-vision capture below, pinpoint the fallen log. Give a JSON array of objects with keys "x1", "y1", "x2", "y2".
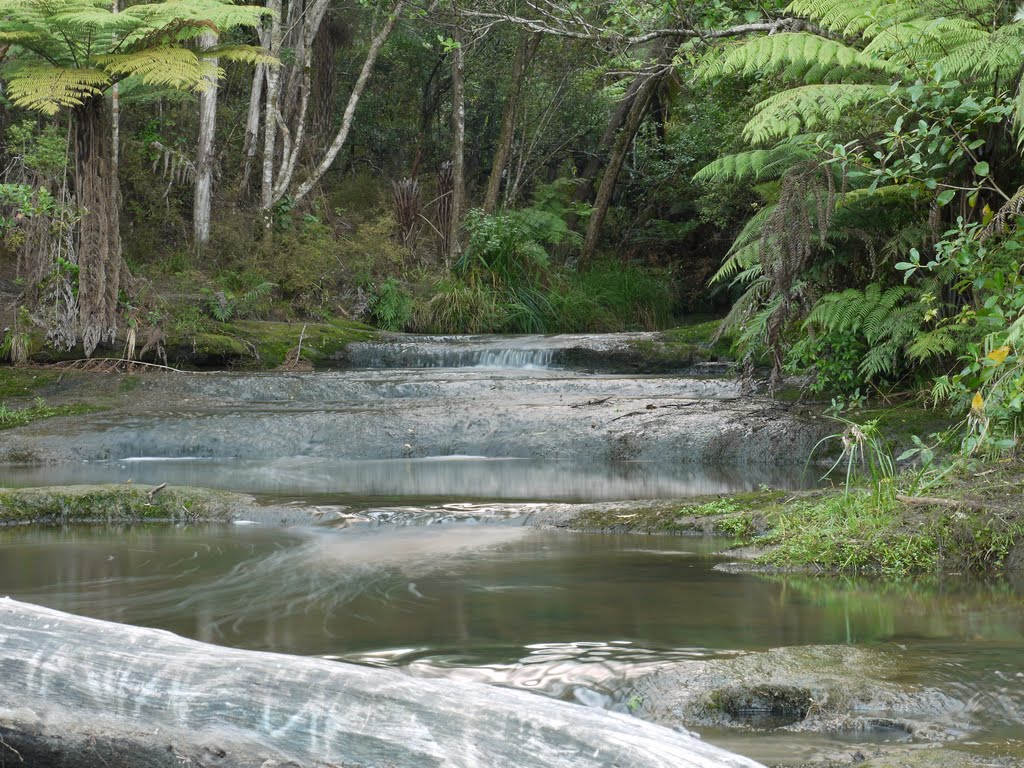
[{"x1": 0, "y1": 599, "x2": 764, "y2": 768}]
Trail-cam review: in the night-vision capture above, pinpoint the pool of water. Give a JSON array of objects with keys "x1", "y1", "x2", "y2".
[{"x1": 1, "y1": 523, "x2": 1021, "y2": 765}]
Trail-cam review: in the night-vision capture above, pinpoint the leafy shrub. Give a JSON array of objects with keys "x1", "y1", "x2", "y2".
[
  {"x1": 201, "y1": 276, "x2": 276, "y2": 322},
  {"x1": 415, "y1": 279, "x2": 506, "y2": 334},
  {"x1": 370, "y1": 278, "x2": 414, "y2": 331}
]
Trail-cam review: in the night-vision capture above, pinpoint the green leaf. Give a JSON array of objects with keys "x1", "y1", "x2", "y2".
[
  {"x1": 974, "y1": 161, "x2": 990, "y2": 176},
  {"x1": 936, "y1": 189, "x2": 956, "y2": 206}
]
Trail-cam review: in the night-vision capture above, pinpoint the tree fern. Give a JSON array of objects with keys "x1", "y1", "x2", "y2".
[
  {"x1": 694, "y1": 145, "x2": 813, "y2": 184},
  {"x1": 710, "y1": 205, "x2": 776, "y2": 284},
  {"x1": 0, "y1": 0, "x2": 269, "y2": 113},
  {"x1": 784, "y1": 0, "x2": 926, "y2": 38},
  {"x1": 4, "y1": 65, "x2": 108, "y2": 115},
  {"x1": 743, "y1": 84, "x2": 890, "y2": 144},
  {"x1": 931, "y1": 23, "x2": 1024, "y2": 79},
  {"x1": 700, "y1": 33, "x2": 902, "y2": 82}
]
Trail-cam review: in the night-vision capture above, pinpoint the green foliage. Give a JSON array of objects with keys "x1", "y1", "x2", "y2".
[
  {"x1": 1, "y1": 307, "x2": 33, "y2": 365},
  {"x1": 201, "y1": 277, "x2": 276, "y2": 323},
  {"x1": 764, "y1": 492, "x2": 938, "y2": 575},
  {"x1": 370, "y1": 278, "x2": 414, "y2": 331},
  {"x1": 0, "y1": 0, "x2": 269, "y2": 115},
  {"x1": 457, "y1": 206, "x2": 579, "y2": 285},
  {"x1": 789, "y1": 284, "x2": 957, "y2": 393},
  {"x1": 4, "y1": 120, "x2": 68, "y2": 178},
  {"x1": 0, "y1": 398, "x2": 99, "y2": 430},
  {"x1": 812, "y1": 417, "x2": 896, "y2": 507}
]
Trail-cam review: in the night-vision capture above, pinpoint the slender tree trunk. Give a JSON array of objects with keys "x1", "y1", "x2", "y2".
[
  {"x1": 74, "y1": 96, "x2": 121, "y2": 357},
  {"x1": 571, "y1": 76, "x2": 643, "y2": 208},
  {"x1": 289, "y1": 0, "x2": 409, "y2": 205},
  {"x1": 260, "y1": 0, "x2": 283, "y2": 227},
  {"x1": 448, "y1": 22, "x2": 466, "y2": 263},
  {"x1": 194, "y1": 30, "x2": 219, "y2": 247},
  {"x1": 110, "y1": 0, "x2": 120, "y2": 177},
  {"x1": 580, "y1": 70, "x2": 662, "y2": 264},
  {"x1": 483, "y1": 31, "x2": 540, "y2": 214},
  {"x1": 241, "y1": 63, "x2": 265, "y2": 188}
]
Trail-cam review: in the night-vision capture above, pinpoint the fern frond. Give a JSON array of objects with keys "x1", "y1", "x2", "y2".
[
  {"x1": 931, "y1": 23, "x2": 1024, "y2": 79},
  {"x1": 785, "y1": 0, "x2": 926, "y2": 38},
  {"x1": 700, "y1": 33, "x2": 902, "y2": 82},
  {"x1": 864, "y1": 17, "x2": 984, "y2": 63},
  {"x1": 5, "y1": 65, "x2": 108, "y2": 113},
  {"x1": 206, "y1": 44, "x2": 277, "y2": 66},
  {"x1": 744, "y1": 84, "x2": 890, "y2": 144},
  {"x1": 862, "y1": 286, "x2": 910, "y2": 342},
  {"x1": 694, "y1": 145, "x2": 814, "y2": 184},
  {"x1": 907, "y1": 326, "x2": 961, "y2": 361},
  {"x1": 96, "y1": 46, "x2": 218, "y2": 89}
]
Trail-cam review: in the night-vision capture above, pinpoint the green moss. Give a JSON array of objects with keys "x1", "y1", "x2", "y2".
[
  {"x1": 119, "y1": 375, "x2": 142, "y2": 393},
  {"x1": 0, "y1": 485, "x2": 242, "y2": 526},
  {"x1": 227, "y1": 319, "x2": 376, "y2": 367},
  {"x1": 168, "y1": 319, "x2": 376, "y2": 368},
  {"x1": 857, "y1": 404, "x2": 954, "y2": 446},
  {"x1": 0, "y1": 401, "x2": 103, "y2": 430},
  {"x1": 624, "y1": 316, "x2": 734, "y2": 370},
  {"x1": 0, "y1": 368, "x2": 56, "y2": 398},
  {"x1": 567, "y1": 490, "x2": 787, "y2": 535}
]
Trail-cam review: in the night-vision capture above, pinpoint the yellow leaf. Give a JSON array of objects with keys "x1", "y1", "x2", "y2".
[
  {"x1": 971, "y1": 392, "x2": 985, "y2": 413},
  {"x1": 982, "y1": 204, "x2": 994, "y2": 226},
  {"x1": 987, "y1": 346, "x2": 1010, "y2": 364}
]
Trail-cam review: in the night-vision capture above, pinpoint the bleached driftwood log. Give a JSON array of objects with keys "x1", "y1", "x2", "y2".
[{"x1": 0, "y1": 599, "x2": 764, "y2": 768}]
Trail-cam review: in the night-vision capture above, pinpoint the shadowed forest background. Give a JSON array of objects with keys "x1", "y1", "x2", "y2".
[{"x1": 2, "y1": 0, "x2": 1024, "y2": 457}]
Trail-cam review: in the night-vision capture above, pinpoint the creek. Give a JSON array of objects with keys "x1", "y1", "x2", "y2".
[{"x1": 1, "y1": 334, "x2": 1022, "y2": 767}]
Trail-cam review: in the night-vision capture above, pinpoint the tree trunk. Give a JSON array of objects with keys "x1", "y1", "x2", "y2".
[
  {"x1": 483, "y1": 31, "x2": 540, "y2": 214},
  {"x1": 260, "y1": 0, "x2": 283, "y2": 227},
  {"x1": 0, "y1": 598, "x2": 765, "y2": 768},
  {"x1": 289, "y1": 0, "x2": 409, "y2": 206},
  {"x1": 194, "y1": 30, "x2": 219, "y2": 247},
  {"x1": 74, "y1": 96, "x2": 121, "y2": 357},
  {"x1": 110, "y1": 0, "x2": 120, "y2": 176},
  {"x1": 240, "y1": 63, "x2": 264, "y2": 189},
  {"x1": 580, "y1": 69, "x2": 662, "y2": 264},
  {"x1": 448, "y1": 22, "x2": 466, "y2": 262}
]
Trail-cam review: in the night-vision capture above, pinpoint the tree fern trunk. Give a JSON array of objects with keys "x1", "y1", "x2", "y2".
[{"x1": 74, "y1": 96, "x2": 121, "y2": 357}]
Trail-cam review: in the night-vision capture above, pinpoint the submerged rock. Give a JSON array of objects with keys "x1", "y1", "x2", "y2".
[{"x1": 630, "y1": 646, "x2": 969, "y2": 743}]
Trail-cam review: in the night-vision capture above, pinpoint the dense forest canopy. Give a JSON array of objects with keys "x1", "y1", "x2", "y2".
[{"x1": 1, "y1": 0, "x2": 1022, "y2": 454}]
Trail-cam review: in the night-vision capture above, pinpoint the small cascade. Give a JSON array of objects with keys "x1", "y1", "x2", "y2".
[{"x1": 347, "y1": 339, "x2": 556, "y2": 369}]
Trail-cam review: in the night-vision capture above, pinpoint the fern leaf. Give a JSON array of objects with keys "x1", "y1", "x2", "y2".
[
  {"x1": 96, "y1": 46, "x2": 218, "y2": 89},
  {"x1": 701, "y1": 33, "x2": 902, "y2": 82},
  {"x1": 694, "y1": 145, "x2": 814, "y2": 184},
  {"x1": 206, "y1": 44, "x2": 277, "y2": 66},
  {"x1": 931, "y1": 23, "x2": 1024, "y2": 79},
  {"x1": 907, "y1": 327, "x2": 960, "y2": 361},
  {"x1": 5, "y1": 65, "x2": 109, "y2": 113},
  {"x1": 744, "y1": 84, "x2": 890, "y2": 144},
  {"x1": 785, "y1": 0, "x2": 926, "y2": 38},
  {"x1": 864, "y1": 17, "x2": 984, "y2": 63}
]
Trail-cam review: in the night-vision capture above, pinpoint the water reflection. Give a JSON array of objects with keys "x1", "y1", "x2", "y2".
[
  {"x1": 0, "y1": 456, "x2": 817, "y2": 501},
  {"x1": 1, "y1": 524, "x2": 1022, "y2": 765}
]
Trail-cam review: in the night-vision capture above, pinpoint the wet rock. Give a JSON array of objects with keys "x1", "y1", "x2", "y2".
[{"x1": 630, "y1": 646, "x2": 968, "y2": 743}]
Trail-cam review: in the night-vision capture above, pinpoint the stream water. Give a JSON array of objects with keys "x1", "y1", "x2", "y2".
[{"x1": 1, "y1": 334, "x2": 1022, "y2": 766}]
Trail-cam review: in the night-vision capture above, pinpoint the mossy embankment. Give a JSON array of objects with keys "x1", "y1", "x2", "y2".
[
  {"x1": 562, "y1": 461, "x2": 1024, "y2": 576},
  {"x1": 0, "y1": 485, "x2": 247, "y2": 526},
  {"x1": 560, "y1": 316, "x2": 734, "y2": 372},
  {"x1": 21, "y1": 318, "x2": 377, "y2": 369}
]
